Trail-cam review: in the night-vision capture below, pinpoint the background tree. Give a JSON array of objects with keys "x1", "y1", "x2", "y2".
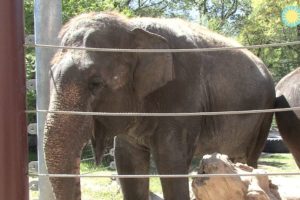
[
  {"x1": 238, "y1": 0, "x2": 299, "y2": 82},
  {"x1": 182, "y1": 0, "x2": 252, "y2": 35}
]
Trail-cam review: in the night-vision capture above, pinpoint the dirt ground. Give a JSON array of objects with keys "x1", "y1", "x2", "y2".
[{"x1": 271, "y1": 176, "x2": 300, "y2": 200}]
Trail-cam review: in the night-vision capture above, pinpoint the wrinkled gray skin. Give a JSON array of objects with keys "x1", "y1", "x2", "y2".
[
  {"x1": 275, "y1": 68, "x2": 300, "y2": 168},
  {"x1": 44, "y1": 12, "x2": 275, "y2": 200}
]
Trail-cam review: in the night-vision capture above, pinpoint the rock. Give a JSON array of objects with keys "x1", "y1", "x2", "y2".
[{"x1": 192, "y1": 153, "x2": 281, "y2": 200}]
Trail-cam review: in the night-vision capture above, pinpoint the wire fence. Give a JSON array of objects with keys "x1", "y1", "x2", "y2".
[
  {"x1": 29, "y1": 172, "x2": 300, "y2": 178},
  {"x1": 24, "y1": 40, "x2": 300, "y2": 53},
  {"x1": 25, "y1": 34, "x2": 300, "y2": 193},
  {"x1": 25, "y1": 106, "x2": 300, "y2": 117}
]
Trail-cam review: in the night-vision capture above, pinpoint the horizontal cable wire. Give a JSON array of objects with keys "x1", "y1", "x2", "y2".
[
  {"x1": 24, "y1": 41, "x2": 300, "y2": 53},
  {"x1": 29, "y1": 172, "x2": 300, "y2": 178},
  {"x1": 25, "y1": 107, "x2": 300, "y2": 117}
]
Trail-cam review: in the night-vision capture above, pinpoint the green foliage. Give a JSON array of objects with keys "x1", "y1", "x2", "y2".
[
  {"x1": 238, "y1": 0, "x2": 299, "y2": 82},
  {"x1": 24, "y1": 0, "x2": 34, "y2": 34},
  {"x1": 25, "y1": 48, "x2": 36, "y2": 124},
  {"x1": 26, "y1": 90, "x2": 36, "y2": 123},
  {"x1": 24, "y1": 0, "x2": 36, "y2": 124},
  {"x1": 62, "y1": 0, "x2": 133, "y2": 22},
  {"x1": 25, "y1": 51, "x2": 35, "y2": 79},
  {"x1": 207, "y1": 0, "x2": 252, "y2": 35},
  {"x1": 176, "y1": 0, "x2": 252, "y2": 35}
]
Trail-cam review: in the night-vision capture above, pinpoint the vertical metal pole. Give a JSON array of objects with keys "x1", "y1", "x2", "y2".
[
  {"x1": 34, "y1": 0, "x2": 62, "y2": 199},
  {"x1": 0, "y1": 0, "x2": 28, "y2": 200}
]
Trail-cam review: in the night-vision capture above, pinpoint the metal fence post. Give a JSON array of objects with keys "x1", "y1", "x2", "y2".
[
  {"x1": 0, "y1": 0, "x2": 28, "y2": 199},
  {"x1": 34, "y1": 0, "x2": 62, "y2": 199}
]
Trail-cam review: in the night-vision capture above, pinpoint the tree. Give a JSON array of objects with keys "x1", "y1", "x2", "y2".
[
  {"x1": 239, "y1": 0, "x2": 299, "y2": 82},
  {"x1": 179, "y1": 0, "x2": 252, "y2": 35}
]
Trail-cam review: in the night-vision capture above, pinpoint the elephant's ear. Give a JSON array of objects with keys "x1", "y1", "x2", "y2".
[
  {"x1": 83, "y1": 29, "x2": 101, "y2": 47},
  {"x1": 131, "y1": 28, "x2": 175, "y2": 99}
]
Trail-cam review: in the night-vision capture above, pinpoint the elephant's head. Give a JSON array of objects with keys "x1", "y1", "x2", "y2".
[{"x1": 44, "y1": 13, "x2": 174, "y2": 199}]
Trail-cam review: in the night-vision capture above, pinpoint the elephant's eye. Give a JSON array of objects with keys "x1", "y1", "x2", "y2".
[{"x1": 88, "y1": 77, "x2": 105, "y2": 94}]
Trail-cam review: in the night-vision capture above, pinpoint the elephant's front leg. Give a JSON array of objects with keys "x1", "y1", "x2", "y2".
[
  {"x1": 114, "y1": 136, "x2": 150, "y2": 200},
  {"x1": 151, "y1": 126, "x2": 190, "y2": 200}
]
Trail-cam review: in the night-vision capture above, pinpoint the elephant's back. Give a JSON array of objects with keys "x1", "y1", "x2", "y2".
[
  {"x1": 276, "y1": 68, "x2": 300, "y2": 120},
  {"x1": 276, "y1": 67, "x2": 300, "y2": 106},
  {"x1": 131, "y1": 17, "x2": 241, "y2": 49}
]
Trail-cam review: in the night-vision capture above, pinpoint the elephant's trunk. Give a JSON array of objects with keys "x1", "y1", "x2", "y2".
[{"x1": 44, "y1": 84, "x2": 93, "y2": 200}]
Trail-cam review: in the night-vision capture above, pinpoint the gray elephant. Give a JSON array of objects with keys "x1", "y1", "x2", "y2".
[
  {"x1": 44, "y1": 12, "x2": 275, "y2": 200},
  {"x1": 275, "y1": 67, "x2": 300, "y2": 168}
]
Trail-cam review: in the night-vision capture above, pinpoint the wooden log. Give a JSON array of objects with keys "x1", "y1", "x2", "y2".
[{"x1": 192, "y1": 153, "x2": 281, "y2": 200}]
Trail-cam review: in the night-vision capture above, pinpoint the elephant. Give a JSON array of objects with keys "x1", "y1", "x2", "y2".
[
  {"x1": 44, "y1": 12, "x2": 275, "y2": 200},
  {"x1": 275, "y1": 67, "x2": 300, "y2": 168}
]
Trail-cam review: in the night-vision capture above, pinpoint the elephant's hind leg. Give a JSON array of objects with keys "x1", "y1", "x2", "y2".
[
  {"x1": 247, "y1": 113, "x2": 273, "y2": 167},
  {"x1": 115, "y1": 136, "x2": 150, "y2": 200}
]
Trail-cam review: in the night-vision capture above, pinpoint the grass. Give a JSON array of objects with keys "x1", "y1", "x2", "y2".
[
  {"x1": 29, "y1": 153, "x2": 299, "y2": 199},
  {"x1": 80, "y1": 161, "x2": 163, "y2": 200},
  {"x1": 258, "y1": 153, "x2": 298, "y2": 173}
]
